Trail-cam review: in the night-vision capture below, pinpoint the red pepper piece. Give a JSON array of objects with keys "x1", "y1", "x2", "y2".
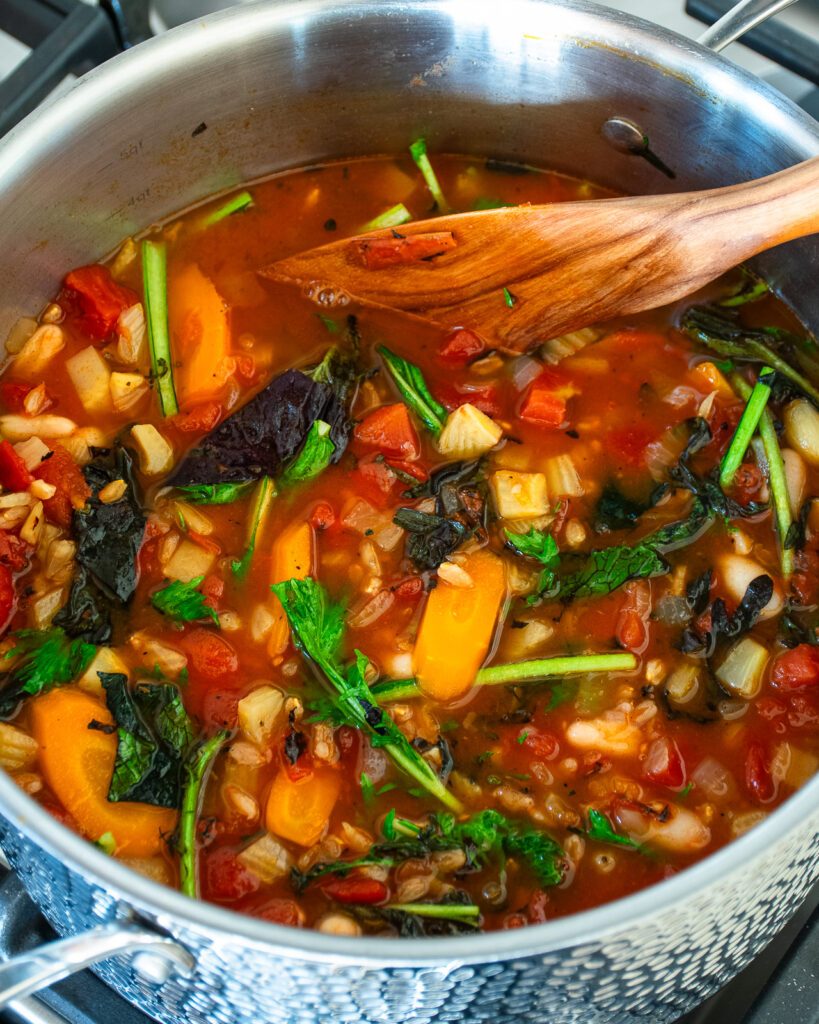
[
  {"x1": 771, "y1": 644, "x2": 819, "y2": 691},
  {"x1": 0, "y1": 441, "x2": 32, "y2": 491},
  {"x1": 355, "y1": 231, "x2": 456, "y2": 270},
  {"x1": 62, "y1": 264, "x2": 138, "y2": 340},
  {"x1": 322, "y1": 877, "x2": 388, "y2": 904},
  {"x1": 438, "y1": 328, "x2": 485, "y2": 366}
]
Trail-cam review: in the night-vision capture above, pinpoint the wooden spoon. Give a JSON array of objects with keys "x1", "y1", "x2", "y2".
[{"x1": 263, "y1": 157, "x2": 819, "y2": 353}]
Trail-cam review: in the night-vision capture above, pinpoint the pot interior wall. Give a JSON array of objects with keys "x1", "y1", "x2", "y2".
[{"x1": 0, "y1": 0, "x2": 817, "y2": 333}]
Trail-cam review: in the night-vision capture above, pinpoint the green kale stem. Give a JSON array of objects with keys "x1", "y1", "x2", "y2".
[
  {"x1": 731, "y1": 373, "x2": 794, "y2": 578},
  {"x1": 142, "y1": 240, "x2": 178, "y2": 417},
  {"x1": 200, "y1": 190, "x2": 254, "y2": 228},
  {"x1": 178, "y1": 730, "x2": 229, "y2": 898},
  {"x1": 719, "y1": 367, "x2": 773, "y2": 489},
  {"x1": 231, "y1": 476, "x2": 275, "y2": 579},
  {"x1": 386, "y1": 902, "x2": 480, "y2": 920},
  {"x1": 372, "y1": 652, "x2": 637, "y2": 702},
  {"x1": 409, "y1": 138, "x2": 451, "y2": 213},
  {"x1": 360, "y1": 203, "x2": 412, "y2": 233}
]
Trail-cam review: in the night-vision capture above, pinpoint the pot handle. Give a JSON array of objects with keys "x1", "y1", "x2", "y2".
[
  {"x1": 697, "y1": 0, "x2": 799, "y2": 52},
  {"x1": 0, "y1": 920, "x2": 195, "y2": 1008}
]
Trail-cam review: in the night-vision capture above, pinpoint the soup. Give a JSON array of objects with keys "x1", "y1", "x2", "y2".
[{"x1": 1, "y1": 149, "x2": 818, "y2": 936}]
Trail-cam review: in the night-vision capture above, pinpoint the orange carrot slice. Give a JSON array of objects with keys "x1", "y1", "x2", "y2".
[
  {"x1": 413, "y1": 549, "x2": 507, "y2": 702},
  {"x1": 266, "y1": 768, "x2": 340, "y2": 846},
  {"x1": 169, "y1": 263, "x2": 233, "y2": 408},
  {"x1": 268, "y1": 520, "x2": 315, "y2": 659},
  {"x1": 31, "y1": 688, "x2": 176, "y2": 856}
]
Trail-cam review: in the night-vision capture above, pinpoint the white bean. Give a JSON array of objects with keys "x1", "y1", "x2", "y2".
[
  {"x1": 781, "y1": 448, "x2": 807, "y2": 514},
  {"x1": 717, "y1": 554, "x2": 783, "y2": 621},
  {"x1": 783, "y1": 399, "x2": 819, "y2": 466}
]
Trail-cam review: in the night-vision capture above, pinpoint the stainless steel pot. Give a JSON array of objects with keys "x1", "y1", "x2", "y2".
[{"x1": 0, "y1": 1, "x2": 817, "y2": 1021}]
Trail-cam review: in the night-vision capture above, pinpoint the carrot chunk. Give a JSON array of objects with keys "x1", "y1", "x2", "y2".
[
  {"x1": 265, "y1": 767, "x2": 340, "y2": 846},
  {"x1": 30, "y1": 688, "x2": 176, "y2": 856},
  {"x1": 169, "y1": 263, "x2": 234, "y2": 408},
  {"x1": 268, "y1": 521, "x2": 315, "y2": 658},
  {"x1": 413, "y1": 549, "x2": 506, "y2": 702},
  {"x1": 354, "y1": 403, "x2": 420, "y2": 460}
]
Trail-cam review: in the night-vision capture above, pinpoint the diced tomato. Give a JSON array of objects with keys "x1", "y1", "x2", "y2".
[
  {"x1": 200, "y1": 690, "x2": 240, "y2": 731},
  {"x1": 254, "y1": 898, "x2": 302, "y2": 927},
  {"x1": 351, "y1": 453, "x2": 405, "y2": 509},
  {"x1": 731, "y1": 462, "x2": 764, "y2": 506},
  {"x1": 643, "y1": 737, "x2": 685, "y2": 789},
  {"x1": 771, "y1": 645, "x2": 819, "y2": 691},
  {"x1": 62, "y1": 264, "x2": 138, "y2": 340},
  {"x1": 792, "y1": 548, "x2": 819, "y2": 607},
  {"x1": 310, "y1": 501, "x2": 336, "y2": 532},
  {"x1": 607, "y1": 425, "x2": 655, "y2": 469},
  {"x1": 0, "y1": 533, "x2": 30, "y2": 573},
  {"x1": 704, "y1": 400, "x2": 743, "y2": 459},
  {"x1": 437, "y1": 328, "x2": 485, "y2": 366},
  {"x1": 354, "y1": 404, "x2": 421, "y2": 460},
  {"x1": 0, "y1": 382, "x2": 33, "y2": 413},
  {"x1": 615, "y1": 582, "x2": 651, "y2": 654},
  {"x1": 204, "y1": 847, "x2": 259, "y2": 902},
  {"x1": 745, "y1": 741, "x2": 775, "y2": 803},
  {"x1": 0, "y1": 564, "x2": 16, "y2": 637},
  {"x1": 523, "y1": 729, "x2": 559, "y2": 761},
  {"x1": 355, "y1": 231, "x2": 456, "y2": 269},
  {"x1": 172, "y1": 401, "x2": 223, "y2": 434},
  {"x1": 0, "y1": 441, "x2": 32, "y2": 491},
  {"x1": 182, "y1": 629, "x2": 239, "y2": 683},
  {"x1": 321, "y1": 877, "x2": 388, "y2": 904},
  {"x1": 434, "y1": 382, "x2": 502, "y2": 418},
  {"x1": 34, "y1": 446, "x2": 91, "y2": 528},
  {"x1": 200, "y1": 574, "x2": 224, "y2": 612}
]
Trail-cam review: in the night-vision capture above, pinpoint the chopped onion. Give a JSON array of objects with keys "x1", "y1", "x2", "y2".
[
  {"x1": 347, "y1": 588, "x2": 395, "y2": 629},
  {"x1": 511, "y1": 355, "x2": 543, "y2": 392},
  {"x1": 654, "y1": 595, "x2": 691, "y2": 626},
  {"x1": 691, "y1": 756, "x2": 736, "y2": 800}
]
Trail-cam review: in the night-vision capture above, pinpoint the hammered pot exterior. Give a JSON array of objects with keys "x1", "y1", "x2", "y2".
[{"x1": 0, "y1": 2, "x2": 818, "y2": 1023}]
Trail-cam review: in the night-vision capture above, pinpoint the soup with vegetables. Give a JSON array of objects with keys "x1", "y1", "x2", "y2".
[{"x1": 2, "y1": 146, "x2": 819, "y2": 936}]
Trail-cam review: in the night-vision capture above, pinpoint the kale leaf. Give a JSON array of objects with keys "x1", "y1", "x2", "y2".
[
  {"x1": 505, "y1": 526, "x2": 560, "y2": 596},
  {"x1": 0, "y1": 628, "x2": 95, "y2": 717},
  {"x1": 174, "y1": 482, "x2": 254, "y2": 505},
  {"x1": 593, "y1": 482, "x2": 667, "y2": 534},
  {"x1": 559, "y1": 544, "x2": 669, "y2": 600},
  {"x1": 680, "y1": 574, "x2": 773, "y2": 657},
  {"x1": 393, "y1": 507, "x2": 470, "y2": 570},
  {"x1": 99, "y1": 673, "x2": 194, "y2": 808},
  {"x1": 170, "y1": 349, "x2": 359, "y2": 487}
]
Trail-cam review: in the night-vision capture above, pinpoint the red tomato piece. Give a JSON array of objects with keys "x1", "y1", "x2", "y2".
[
  {"x1": 745, "y1": 742, "x2": 775, "y2": 803},
  {"x1": 200, "y1": 690, "x2": 240, "y2": 731},
  {"x1": 309, "y1": 501, "x2": 336, "y2": 532},
  {"x1": 393, "y1": 576, "x2": 424, "y2": 601},
  {"x1": 34, "y1": 446, "x2": 91, "y2": 528},
  {"x1": 615, "y1": 582, "x2": 651, "y2": 654},
  {"x1": 792, "y1": 548, "x2": 819, "y2": 607},
  {"x1": 322, "y1": 877, "x2": 388, "y2": 905},
  {"x1": 172, "y1": 401, "x2": 223, "y2": 434},
  {"x1": 204, "y1": 847, "x2": 259, "y2": 902},
  {"x1": 643, "y1": 737, "x2": 685, "y2": 789},
  {"x1": 772, "y1": 645, "x2": 819, "y2": 691},
  {"x1": 438, "y1": 328, "x2": 485, "y2": 366},
  {"x1": 0, "y1": 533, "x2": 30, "y2": 573},
  {"x1": 607, "y1": 425, "x2": 656, "y2": 468},
  {"x1": 200, "y1": 574, "x2": 224, "y2": 612},
  {"x1": 731, "y1": 462, "x2": 764, "y2": 506},
  {"x1": 435, "y1": 382, "x2": 502, "y2": 418},
  {"x1": 0, "y1": 441, "x2": 32, "y2": 491},
  {"x1": 354, "y1": 404, "x2": 421, "y2": 460},
  {"x1": 523, "y1": 729, "x2": 559, "y2": 761},
  {"x1": 0, "y1": 382, "x2": 33, "y2": 413},
  {"x1": 62, "y1": 264, "x2": 138, "y2": 340},
  {"x1": 182, "y1": 628, "x2": 239, "y2": 682},
  {"x1": 527, "y1": 889, "x2": 550, "y2": 924},
  {"x1": 254, "y1": 898, "x2": 302, "y2": 927},
  {"x1": 356, "y1": 231, "x2": 456, "y2": 269},
  {"x1": 351, "y1": 453, "x2": 404, "y2": 509},
  {"x1": 234, "y1": 354, "x2": 257, "y2": 383},
  {"x1": 0, "y1": 564, "x2": 16, "y2": 637}
]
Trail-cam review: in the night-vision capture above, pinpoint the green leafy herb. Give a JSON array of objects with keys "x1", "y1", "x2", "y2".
[
  {"x1": 271, "y1": 577, "x2": 462, "y2": 811},
  {"x1": 719, "y1": 367, "x2": 773, "y2": 489},
  {"x1": 142, "y1": 240, "x2": 178, "y2": 416},
  {"x1": 316, "y1": 313, "x2": 341, "y2": 334},
  {"x1": 377, "y1": 345, "x2": 447, "y2": 436},
  {"x1": 586, "y1": 809, "x2": 641, "y2": 850},
  {"x1": 174, "y1": 482, "x2": 254, "y2": 505},
  {"x1": 231, "y1": 476, "x2": 275, "y2": 579},
  {"x1": 99, "y1": 673, "x2": 195, "y2": 808},
  {"x1": 678, "y1": 781, "x2": 694, "y2": 800},
  {"x1": 178, "y1": 730, "x2": 229, "y2": 898},
  {"x1": 503, "y1": 287, "x2": 516, "y2": 308},
  {"x1": 505, "y1": 526, "x2": 559, "y2": 594},
  {"x1": 0, "y1": 628, "x2": 96, "y2": 717},
  {"x1": 200, "y1": 190, "x2": 254, "y2": 229},
  {"x1": 409, "y1": 138, "x2": 450, "y2": 213},
  {"x1": 680, "y1": 305, "x2": 819, "y2": 405},
  {"x1": 360, "y1": 771, "x2": 376, "y2": 803},
  {"x1": 558, "y1": 543, "x2": 669, "y2": 600},
  {"x1": 393, "y1": 507, "x2": 470, "y2": 570},
  {"x1": 360, "y1": 202, "x2": 412, "y2": 233},
  {"x1": 279, "y1": 420, "x2": 335, "y2": 487},
  {"x1": 151, "y1": 576, "x2": 219, "y2": 625}
]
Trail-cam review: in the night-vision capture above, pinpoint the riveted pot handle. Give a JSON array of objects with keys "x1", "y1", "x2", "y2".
[
  {"x1": 697, "y1": 0, "x2": 798, "y2": 52},
  {"x1": 0, "y1": 920, "x2": 195, "y2": 1008}
]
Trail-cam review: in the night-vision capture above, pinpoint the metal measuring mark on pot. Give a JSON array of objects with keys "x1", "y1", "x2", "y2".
[{"x1": 601, "y1": 117, "x2": 677, "y2": 179}]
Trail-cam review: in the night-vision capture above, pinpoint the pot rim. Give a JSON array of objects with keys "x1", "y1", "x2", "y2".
[{"x1": 1, "y1": 0, "x2": 818, "y2": 966}]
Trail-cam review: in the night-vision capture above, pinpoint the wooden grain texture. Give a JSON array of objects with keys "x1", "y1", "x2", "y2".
[{"x1": 262, "y1": 157, "x2": 819, "y2": 353}]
